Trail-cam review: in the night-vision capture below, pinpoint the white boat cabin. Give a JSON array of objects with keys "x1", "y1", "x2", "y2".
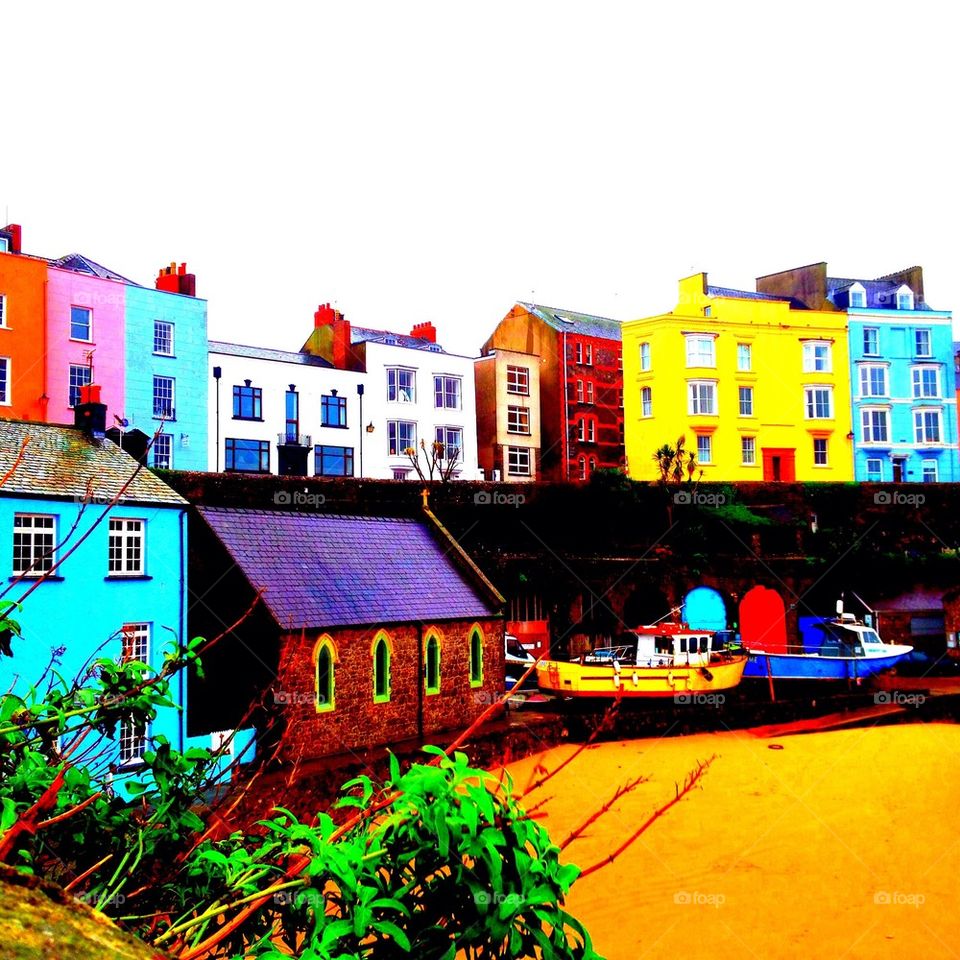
[{"x1": 584, "y1": 628, "x2": 717, "y2": 668}]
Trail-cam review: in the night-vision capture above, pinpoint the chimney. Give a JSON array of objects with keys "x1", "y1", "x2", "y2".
[
  {"x1": 155, "y1": 261, "x2": 197, "y2": 297},
  {"x1": 313, "y1": 302, "x2": 351, "y2": 368},
  {"x1": 74, "y1": 384, "x2": 107, "y2": 439},
  {"x1": 410, "y1": 321, "x2": 437, "y2": 343},
  {"x1": 1, "y1": 224, "x2": 22, "y2": 254}
]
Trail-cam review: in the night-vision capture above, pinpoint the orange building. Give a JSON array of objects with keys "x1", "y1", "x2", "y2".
[{"x1": 0, "y1": 225, "x2": 48, "y2": 421}]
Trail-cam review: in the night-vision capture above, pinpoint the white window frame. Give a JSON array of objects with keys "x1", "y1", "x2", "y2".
[
  {"x1": 741, "y1": 436, "x2": 756, "y2": 466},
  {"x1": 0, "y1": 356, "x2": 9, "y2": 405},
  {"x1": 813, "y1": 437, "x2": 829, "y2": 466},
  {"x1": 897, "y1": 285, "x2": 915, "y2": 311},
  {"x1": 506, "y1": 405, "x2": 530, "y2": 435},
  {"x1": 0, "y1": 293, "x2": 7, "y2": 328},
  {"x1": 387, "y1": 420, "x2": 417, "y2": 456},
  {"x1": 506, "y1": 365, "x2": 529, "y2": 396},
  {"x1": 862, "y1": 326, "x2": 880, "y2": 356},
  {"x1": 922, "y1": 459, "x2": 938, "y2": 483},
  {"x1": 861, "y1": 407, "x2": 890, "y2": 443},
  {"x1": 859, "y1": 364, "x2": 888, "y2": 398},
  {"x1": 641, "y1": 386, "x2": 652, "y2": 417},
  {"x1": 153, "y1": 433, "x2": 173, "y2": 470},
  {"x1": 109, "y1": 518, "x2": 145, "y2": 576},
  {"x1": 575, "y1": 342, "x2": 583, "y2": 364},
  {"x1": 153, "y1": 320, "x2": 175, "y2": 356},
  {"x1": 640, "y1": 342, "x2": 651, "y2": 371},
  {"x1": 911, "y1": 365, "x2": 940, "y2": 399},
  {"x1": 69, "y1": 363, "x2": 92, "y2": 408},
  {"x1": 696, "y1": 434, "x2": 712, "y2": 464},
  {"x1": 849, "y1": 282, "x2": 867, "y2": 309},
  {"x1": 915, "y1": 329, "x2": 932, "y2": 357},
  {"x1": 13, "y1": 514, "x2": 56, "y2": 577},
  {"x1": 802, "y1": 341, "x2": 832, "y2": 373},
  {"x1": 914, "y1": 408, "x2": 942, "y2": 444},
  {"x1": 152, "y1": 375, "x2": 175, "y2": 419},
  {"x1": 70, "y1": 305, "x2": 92, "y2": 342},
  {"x1": 119, "y1": 623, "x2": 150, "y2": 764},
  {"x1": 434, "y1": 425, "x2": 462, "y2": 462},
  {"x1": 575, "y1": 379, "x2": 584, "y2": 403},
  {"x1": 685, "y1": 335, "x2": 716, "y2": 368},
  {"x1": 688, "y1": 380, "x2": 717, "y2": 416},
  {"x1": 506, "y1": 446, "x2": 531, "y2": 477},
  {"x1": 387, "y1": 367, "x2": 417, "y2": 403},
  {"x1": 804, "y1": 385, "x2": 833, "y2": 420},
  {"x1": 433, "y1": 374, "x2": 462, "y2": 410},
  {"x1": 738, "y1": 385, "x2": 754, "y2": 417},
  {"x1": 586, "y1": 381, "x2": 594, "y2": 404},
  {"x1": 737, "y1": 343, "x2": 751, "y2": 371},
  {"x1": 585, "y1": 344, "x2": 593, "y2": 366},
  {"x1": 586, "y1": 419, "x2": 595, "y2": 443},
  {"x1": 865, "y1": 458, "x2": 883, "y2": 482}
]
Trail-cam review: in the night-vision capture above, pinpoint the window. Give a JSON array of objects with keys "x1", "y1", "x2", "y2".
[
  {"x1": 388, "y1": 420, "x2": 416, "y2": 456},
  {"x1": 70, "y1": 306, "x2": 91, "y2": 341},
  {"x1": 688, "y1": 381, "x2": 717, "y2": 415},
  {"x1": 803, "y1": 341, "x2": 832, "y2": 372},
  {"x1": 912, "y1": 366, "x2": 940, "y2": 398},
  {"x1": 108, "y1": 519, "x2": 144, "y2": 576},
  {"x1": 469, "y1": 628, "x2": 483, "y2": 686},
  {"x1": 507, "y1": 405, "x2": 530, "y2": 435},
  {"x1": 865, "y1": 458, "x2": 883, "y2": 482},
  {"x1": 696, "y1": 435, "x2": 712, "y2": 464},
  {"x1": 585, "y1": 344, "x2": 593, "y2": 366},
  {"x1": 578, "y1": 456, "x2": 586, "y2": 480},
  {"x1": 618, "y1": 420, "x2": 624, "y2": 443},
  {"x1": 922, "y1": 459, "x2": 938, "y2": 483},
  {"x1": 575, "y1": 380, "x2": 584, "y2": 403},
  {"x1": 315, "y1": 637, "x2": 335, "y2": 711},
  {"x1": 0, "y1": 237, "x2": 7, "y2": 252},
  {"x1": 589, "y1": 456, "x2": 597, "y2": 473},
  {"x1": 152, "y1": 433, "x2": 172, "y2": 470},
  {"x1": 580, "y1": 418, "x2": 595, "y2": 443},
  {"x1": 506, "y1": 365, "x2": 529, "y2": 395},
  {"x1": 435, "y1": 426, "x2": 462, "y2": 461},
  {"x1": 641, "y1": 387, "x2": 652, "y2": 417},
  {"x1": 640, "y1": 342, "x2": 651, "y2": 371},
  {"x1": 153, "y1": 376, "x2": 175, "y2": 419},
  {"x1": 284, "y1": 388, "x2": 299, "y2": 442},
  {"x1": 13, "y1": 514, "x2": 55, "y2": 577},
  {"x1": 153, "y1": 321, "x2": 174, "y2": 355},
  {"x1": 897, "y1": 286, "x2": 915, "y2": 311},
  {"x1": 738, "y1": 386, "x2": 754, "y2": 416},
  {"x1": 315, "y1": 445, "x2": 354, "y2": 477},
  {"x1": 859, "y1": 365, "x2": 887, "y2": 397},
  {"x1": 915, "y1": 409, "x2": 942, "y2": 444},
  {"x1": 434, "y1": 375, "x2": 461, "y2": 409},
  {"x1": 233, "y1": 382, "x2": 262, "y2": 419},
  {"x1": 863, "y1": 327, "x2": 879, "y2": 356},
  {"x1": 575, "y1": 342, "x2": 583, "y2": 364},
  {"x1": 425, "y1": 633, "x2": 441, "y2": 695},
  {"x1": 68, "y1": 364, "x2": 92, "y2": 408},
  {"x1": 507, "y1": 447, "x2": 531, "y2": 476},
  {"x1": 741, "y1": 437, "x2": 756, "y2": 466},
  {"x1": 586, "y1": 382, "x2": 594, "y2": 404},
  {"x1": 685, "y1": 335, "x2": 715, "y2": 368},
  {"x1": 373, "y1": 633, "x2": 391, "y2": 702},
  {"x1": 915, "y1": 329, "x2": 932, "y2": 357},
  {"x1": 849, "y1": 283, "x2": 867, "y2": 309},
  {"x1": 0, "y1": 294, "x2": 6, "y2": 327},
  {"x1": 119, "y1": 624, "x2": 150, "y2": 764},
  {"x1": 804, "y1": 386, "x2": 833, "y2": 419},
  {"x1": 704, "y1": 306, "x2": 712, "y2": 317},
  {"x1": 861, "y1": 408, "x2": 889, "y2": 443},
  {"x1": 617, "y1": 351, "x2": 622, "y2": 370},
  {"x1": 737, "y1": 343, "x2": 752, "y2": 371},
  {"x1": 321, "y1": 393, "x2": 347, "y2": 427},
  {"x1": 813, "y1": 438, "x2": 828, "y2": 466},
  {"x1": 0, "y1": 357, "x2": 8, "y2": 405},
  {"x1": 225, "y1": 438, "x2": 270, "y2": 472},
  {"x1": 387, "y1": 368, "x2": 416, "y2": 403},
  {"x1": 577, "y1": 419, "x2": 584, "y2": 442}
]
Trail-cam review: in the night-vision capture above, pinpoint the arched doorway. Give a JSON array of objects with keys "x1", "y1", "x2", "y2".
[
  {"x1": 682, "y1": 586, "x2": 729, "y2": 632},
  {"x1": 739, "y1": 586, "x2": 788, "y2": 652}
]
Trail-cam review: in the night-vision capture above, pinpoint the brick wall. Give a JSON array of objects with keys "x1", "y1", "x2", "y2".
[{"x1": 275, "y1": 618, "x2": 504, "y2": 761}]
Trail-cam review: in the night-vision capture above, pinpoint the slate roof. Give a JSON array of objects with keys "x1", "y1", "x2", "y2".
[
  {"x1": 209, "y1": 340, "x2": 334, "y2": 368},
  {"x1": 707, "y1": 286, "x2": 808, "y2": 309},
  {"x1": 350, "y1": 326, "x2": 449, "y2": 353},
  {"x1": 0, "y1": 420, "x2": 186, "y2": 506},
  {"x1": 826, "y1": 275, "x2": 935, "y2": 311},
  {"x1": 197, "y1": 507, "x2": 499, "y2": 630},
  {"x1": 519, "y1": 302, "x2": 622, "y2": 341},
  {"x1": 47, "y1": 253, "x2": 139, "y2": 285}
]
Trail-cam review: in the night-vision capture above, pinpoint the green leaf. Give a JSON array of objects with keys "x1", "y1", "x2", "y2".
[{"x1": 373, "y1": 920, "x2": 411, "y2": 952}]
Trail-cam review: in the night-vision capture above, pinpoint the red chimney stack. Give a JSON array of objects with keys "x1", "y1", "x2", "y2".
[
  {"x1": 313, "y1": 303, "x2": 351, "y2": 368},
  {"x1": 410, "y1": 321, "x2": 437, "y2": 343},
  {"x1": 1, "y1": 224, "x2": 22, "y2": 254},
  {"x1": 155, "y1": 262, "x2": 196, "y2": 297}
]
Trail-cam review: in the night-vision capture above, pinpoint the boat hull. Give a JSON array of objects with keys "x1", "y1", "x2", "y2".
[
  {"x1": 536, "y1": 655, "x2": 748, "y2": 698},
  {"x1": 742, "y1": 647, "x2": 913, "y2": 682}
]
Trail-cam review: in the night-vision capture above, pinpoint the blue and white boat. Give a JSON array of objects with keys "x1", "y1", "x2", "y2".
[{"x1": 742, "y1": 603, "x2": 913, "y2": 682}]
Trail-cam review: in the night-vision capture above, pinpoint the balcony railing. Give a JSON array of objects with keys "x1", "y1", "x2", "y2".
[{"x1": 277, "y1": 433, "x2": 312, "y2": 447}]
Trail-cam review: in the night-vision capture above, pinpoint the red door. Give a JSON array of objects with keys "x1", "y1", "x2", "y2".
[{"x1": 762, "y1": 448, "x2": 796, "y2": 482}]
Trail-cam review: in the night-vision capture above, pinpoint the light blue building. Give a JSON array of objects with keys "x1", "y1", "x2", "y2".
[
  {"x1": 124, "y1": 268, "x2": 209, "y2": 472},
  {"x1": 0, "y1": 417, "x2": 246, "y2": 784}
]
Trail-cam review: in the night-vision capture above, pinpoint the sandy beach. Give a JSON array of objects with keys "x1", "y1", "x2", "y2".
[{"x1": 503, "y1": 723, "x2": 960, "y2": 960}]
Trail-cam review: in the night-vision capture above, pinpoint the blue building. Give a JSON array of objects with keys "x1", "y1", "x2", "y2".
[
  {"x1": 124, "y1": 264, "x2": 209, "y2": 472},
  {"x1": 0, "y1": 415, "x2": 244, "y2": 782},
  {"x1": 758, "y1": 264, "x2": 958, "y2": 482}
]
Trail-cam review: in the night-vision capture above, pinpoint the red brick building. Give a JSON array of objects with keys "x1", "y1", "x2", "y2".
[
  {"x1": 480, "y1": 302, "x2": 624, "y2": 482},
  {"x1": 188, "y1": 506, "x2": 504, "y2": 761}
]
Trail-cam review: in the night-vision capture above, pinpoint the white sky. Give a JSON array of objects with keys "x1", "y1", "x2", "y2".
[{"x1": 4, "y1": 1, "x2": 958, "y2": 358}]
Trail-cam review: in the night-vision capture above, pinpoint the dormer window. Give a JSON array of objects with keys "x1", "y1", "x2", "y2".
[
  {"x1": 849, "y1": 283, "x2": 866, "y2": 309},
  {"x1": 896, "y1": 285, "x2": 914, "y2": 310}
]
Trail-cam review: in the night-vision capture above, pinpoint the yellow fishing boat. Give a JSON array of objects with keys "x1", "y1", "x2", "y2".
[{"x1": 536, "y1": 624, "x2": 747, "y2": 699}]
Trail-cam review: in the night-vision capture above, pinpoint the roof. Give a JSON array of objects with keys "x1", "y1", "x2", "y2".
[
  {"x1": 197, "y1": 507, "x2": 499, "y2": 630},
  {"x1": 209, "y1": 340, "x2": 334, "y2": 368},
  {"x1": 707, "y1": 285, "x2": 808, "y2": 309},
  {"x1": 0, "y1": 420, "x2": 186, "y2": 506},
  {"x1": 350, "y1": 326, "x2": 448, "y2": 353},
  {"x1": 519, "y1": 302, "x2": 622, "y2": 341},
  {"x1": 826, "y1": 275, "x2": 935, "y2": 312},
  {"x1": 47, "y1": 253, "x2": 139, "y2": 285}
]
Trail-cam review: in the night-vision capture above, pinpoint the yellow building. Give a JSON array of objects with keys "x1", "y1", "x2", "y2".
[{"x1": 623, "y1": 273, "x2": 854, "y2": 481}]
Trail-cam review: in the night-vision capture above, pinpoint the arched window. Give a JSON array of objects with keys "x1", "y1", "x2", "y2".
[
  {"x1": 372, "y1": 632, "x2": 392, "y2": 702},
  {"x1": 314, "y1": 636, "x2": 336, "y2": 712},
  {"x1": 578, "y1": 457, "x2": 586, "y2": 480},
  {"x1": 469, "y1": 627, "x2": 484, "y2": 687},
  {"x1": 425, "y1": 632, "x2": 441, "y2": 694}
]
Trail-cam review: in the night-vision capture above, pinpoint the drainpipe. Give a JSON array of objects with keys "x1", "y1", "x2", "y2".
[
  {"x1": 213, "y1": 365, "x2": 222, "y2": 471},
  {"x1": 562, "y1": 330, "x2": 570, "y2": 480},
  {"x1": 416, "y1": 622, "x2": 424, "y2": 743},
  {"x1": 40, "y1": 279, "x2": 49, "y2": 418},
  {"x1": 178, "y1": 507, "x2": 186, "y2": 752}
]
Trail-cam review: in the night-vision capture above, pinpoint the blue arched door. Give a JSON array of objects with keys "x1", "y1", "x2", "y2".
[{"x1": 682, "y1": 586, "x2": 728, "y2": 631}]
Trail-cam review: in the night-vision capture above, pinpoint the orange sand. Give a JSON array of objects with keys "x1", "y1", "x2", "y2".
[{"x1": 503, "y1": 723, "x2": 960, "y2": 960}]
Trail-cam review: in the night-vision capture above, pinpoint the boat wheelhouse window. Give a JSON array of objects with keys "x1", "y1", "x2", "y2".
[
  {"x1": 678, "y1": 637, "x2": 687, "y2": 653},
  {"x1": 861, "y1": 630, "x2": 880, "y2": 644}
]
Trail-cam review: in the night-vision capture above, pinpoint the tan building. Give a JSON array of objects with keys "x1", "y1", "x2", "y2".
[{"x1": 474, "y1": 348, "x2": 541, "y2": 481}]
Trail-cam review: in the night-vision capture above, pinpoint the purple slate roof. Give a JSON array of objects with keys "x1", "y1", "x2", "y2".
[{"x1": 197, "y1": 507, "x2": 498, "y2": 630}]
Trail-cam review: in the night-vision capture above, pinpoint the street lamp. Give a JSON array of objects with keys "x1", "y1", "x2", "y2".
[{"x1": 357, "y1": 383, "x2": 365, "y2": 478}]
